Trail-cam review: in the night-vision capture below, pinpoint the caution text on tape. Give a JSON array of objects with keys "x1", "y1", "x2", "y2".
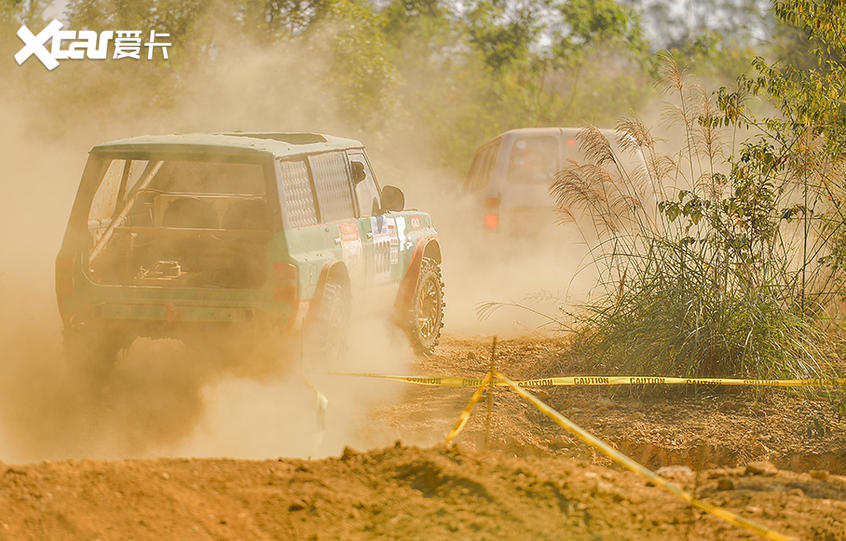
[{"x1": 332, "y1": 372, "x2": 846, "y2": 388}]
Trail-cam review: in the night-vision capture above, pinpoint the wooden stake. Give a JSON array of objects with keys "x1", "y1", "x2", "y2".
[{"x1": 484, "y1": 336, "x2": 497, "y2": 451}]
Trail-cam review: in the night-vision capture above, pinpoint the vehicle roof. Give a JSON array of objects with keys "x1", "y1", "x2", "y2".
[
  {"x1": 479, "y1": 127, "x2": 617, "y2": 147},
  {"x1": 91, "y1": 132, "x2": 364, "y2": 158}
]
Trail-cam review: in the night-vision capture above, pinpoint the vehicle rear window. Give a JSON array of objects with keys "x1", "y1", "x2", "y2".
[
  {"x1": 151, "y1": 160, "x2": 265, "y2": 194},
  {"x1": 276, "y1": 158, "x2": 318, "y2": 228},
  {"x1": 86, "y1": 155, "x2": 267, "y2": 239},
  {"x1": 88, "y1": 159, "x2": 150, "y2": 226},
  {"x1": 83, "y1": 154, "x2": 271, "y2": 288},
  {"x1": 309, "y1": 152, "x2": 354, "y2": 222},
  {"x1": 507, "y1": 135, "x2": 559, "y2": 184}
]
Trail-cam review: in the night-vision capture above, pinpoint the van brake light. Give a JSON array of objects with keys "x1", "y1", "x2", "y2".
[{"x1": 483, "y1": 198, "x2": 499, "y2": 229}]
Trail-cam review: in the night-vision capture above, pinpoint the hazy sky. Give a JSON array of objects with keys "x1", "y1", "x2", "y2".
[{"x1": 41, "y1": 0, "x2": 67, "y2": 21}]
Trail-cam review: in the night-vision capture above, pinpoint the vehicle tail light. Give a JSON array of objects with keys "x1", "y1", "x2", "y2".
[
  {"x1": 273, "y1": 263, "x2": 298, "y2": 303},
  {"x1": 484, "y1": 198, "x2": 499, "y2": 230},
  {"x1": 55, "y1": 254, "x2": 74, "y2": 315}
]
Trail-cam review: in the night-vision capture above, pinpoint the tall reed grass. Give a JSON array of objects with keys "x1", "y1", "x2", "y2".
[{"x1": 551, "y1": 56, "x2": 843, "y2": 379}]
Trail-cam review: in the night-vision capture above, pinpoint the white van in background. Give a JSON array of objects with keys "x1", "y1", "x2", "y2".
[{"x1": 465, "y1": 127, "x2": 648, "y2": 235}]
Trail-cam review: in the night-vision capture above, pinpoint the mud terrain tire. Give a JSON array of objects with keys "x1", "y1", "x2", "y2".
[
  {"x1": 304, "y1": 279, "x2": 351, "y2": 371},
  {"x1": 407, "y1": 257, "x2": 444, "y2": 355}
]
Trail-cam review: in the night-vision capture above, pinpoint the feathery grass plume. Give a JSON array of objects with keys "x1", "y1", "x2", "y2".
[
  {"x1": 616, "y1": 117, "x2": 653, "y2": 151},
  {"x1": 579, "y1": 125, "x2": 616, "y2": 166},
  {"x1": 658, "y1": 51, "x2": 684, "y2": 94}
]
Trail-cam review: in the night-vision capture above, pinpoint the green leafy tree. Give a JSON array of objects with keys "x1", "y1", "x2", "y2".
[{"x1": 303, "y1": 0, "x2": 401, "y2": 124}]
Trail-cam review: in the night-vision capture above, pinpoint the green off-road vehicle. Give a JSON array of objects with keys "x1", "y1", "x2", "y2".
[{"x1": 56, "y1": 132, "x2": 444, "y2": 368}]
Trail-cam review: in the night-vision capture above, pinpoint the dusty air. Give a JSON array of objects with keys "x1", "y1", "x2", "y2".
[{"x1": 1, "y1": 0, "x2": 845, "y2": 539}]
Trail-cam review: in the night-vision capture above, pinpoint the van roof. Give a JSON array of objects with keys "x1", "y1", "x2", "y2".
[
  {"x1": 479, "y1": 127, "x2": 618, "y2": 147},
  {"x1": 91, "y1": 132, "x2": 364, "y2": 158}
]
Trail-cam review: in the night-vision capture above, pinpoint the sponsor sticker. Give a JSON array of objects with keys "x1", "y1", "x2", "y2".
[{"x1": 339, "y1": 221, "x2": 359, "y2": 242}]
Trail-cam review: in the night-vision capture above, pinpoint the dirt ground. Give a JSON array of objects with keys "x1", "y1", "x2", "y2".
[
  {"x1": 1, "y1": 336, "x2": 845, "y2": 540},
  {"x1": 369, "y1": 337, "x2": 846, "y2": 475}
]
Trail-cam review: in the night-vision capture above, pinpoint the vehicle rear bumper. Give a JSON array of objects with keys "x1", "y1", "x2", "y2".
[
  {"x1": 61, "y1": 278, "x2": 294, "y2": 335},
  {"x1": 479, "y1": 205, "x2": 561, "y2": 236},
  {"x1": 98, "y1": 301, "x2": 256, "y2": 323}
]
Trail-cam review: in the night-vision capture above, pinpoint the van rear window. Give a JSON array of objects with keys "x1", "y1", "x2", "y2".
[{"x1": 507, "y1": 135, "x2": 559, "y2": 184}]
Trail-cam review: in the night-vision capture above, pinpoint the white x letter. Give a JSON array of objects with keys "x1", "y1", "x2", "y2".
[{"x1": 15, "y1": 19, "x2": 64, "y2": 70}]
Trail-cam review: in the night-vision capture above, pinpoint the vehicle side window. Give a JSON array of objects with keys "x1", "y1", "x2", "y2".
[
  {"x1": 309, "y1": 152, "x2": 355, "y2": 222},
  {"x1": 348, "y1": 150, "x2": 380, "y2": 217},
  {"x1": 276, "y1": 158, "x2": 318, "y2": 228},
  {"x1": 482, "y1": 142, "x2": 499, "y2": 185},
  {"x1": 466, "y1": 139, "x2": 500, "y2": 191},
  {"x1": 466, "y1": 151, "x2": 484, "y2": 191}
]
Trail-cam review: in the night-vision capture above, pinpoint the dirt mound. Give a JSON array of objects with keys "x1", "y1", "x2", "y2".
[{"x1": 0, "y1": 445, "x2": 844, "y2": 540}]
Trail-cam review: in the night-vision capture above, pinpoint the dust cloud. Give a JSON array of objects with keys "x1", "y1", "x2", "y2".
[
  {"x1": 390, "y1": 153, "x2": 597, "y2": 338},
  {"x1": 0, "y1": 22, "x2": 591, "y2": 463}
]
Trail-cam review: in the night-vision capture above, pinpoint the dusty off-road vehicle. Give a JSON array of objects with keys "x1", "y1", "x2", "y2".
[
  {"x1": 466, "y1": 127, "x2": 649, "y2": 235},
  {"x1": 56, "y1": 132, "x2": 444, "y2": 369}
]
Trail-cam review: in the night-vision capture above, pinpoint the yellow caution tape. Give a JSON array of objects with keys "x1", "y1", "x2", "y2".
[
  {"x1": 530, "y1": 376, "x2": 846, "y2": 387},
  {"x1": 332, "y1": 372, "x2": 487, "y2": 387},
  {"x1": 493, "y1": 370, "x2": 793, "y2": 541},
  {"x1": 332, "y1": 372, "x2": 846, "y2": 388},
  {"x1": 444, "y1": 371, "x2": 492, "y2": 448}
]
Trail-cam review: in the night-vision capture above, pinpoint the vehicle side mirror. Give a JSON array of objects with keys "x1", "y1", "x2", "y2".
[
  {"x1": 351, "y1": 161, "x2": 366, "y2": 184},
  {"x1": 381, "y1": 185, "x2": 404, "y2": 212}
]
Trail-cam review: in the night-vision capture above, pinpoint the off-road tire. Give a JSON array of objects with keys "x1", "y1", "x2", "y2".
[
  {"x1": 407, "y1": 257, "x2": 444, "y2": 355},
  {"x1": 304, "y1": 279, "x2": 351, "y2": 371}
]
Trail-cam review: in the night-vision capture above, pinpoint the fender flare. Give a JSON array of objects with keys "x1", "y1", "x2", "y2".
[{"x1": 395, "y1": 236, "x2": 441, "y2": 313}]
